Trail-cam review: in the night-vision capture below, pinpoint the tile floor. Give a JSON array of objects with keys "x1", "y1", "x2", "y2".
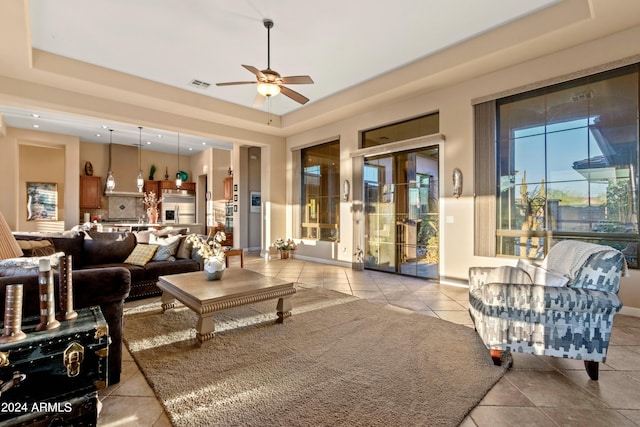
[{"x1": 97, "y1": 253, "x2": 640, "y2": 426}]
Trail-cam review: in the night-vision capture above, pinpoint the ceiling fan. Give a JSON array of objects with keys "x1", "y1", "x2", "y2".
[{"x1": 216, "y1": 19, "x2": 314, "y2": 107}]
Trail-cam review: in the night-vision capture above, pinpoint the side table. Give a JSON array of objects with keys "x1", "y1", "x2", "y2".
[{"x1": 224, "y1": 248, "x2": 244, "y2": 268}]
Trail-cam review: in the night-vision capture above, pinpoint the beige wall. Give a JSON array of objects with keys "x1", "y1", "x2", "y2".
[
  {"x1": 19, "y1": 144, "x2": 66, "y2": 231},
  {"x1": 81, "y1": 141, "x2": 194, "y2": 194},
  {"x1": 0, "y1": 127, "x2": 79, "y2": 231},
  {"x1": 286, "y1": 26, "x2": 640, "y2": 312}
]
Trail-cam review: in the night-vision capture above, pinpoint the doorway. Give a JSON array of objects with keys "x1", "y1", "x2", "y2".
[{"x1": 363, "y1": 146, "x2": 439, "y2": 279}]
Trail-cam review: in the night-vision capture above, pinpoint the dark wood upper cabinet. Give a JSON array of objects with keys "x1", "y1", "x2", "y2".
[
  {"x1": 80, "y1": 175, "x2": 102, "y2": 209},
  {"x1": 223, "y1": 176, "x2": 233, "y2": 201}
]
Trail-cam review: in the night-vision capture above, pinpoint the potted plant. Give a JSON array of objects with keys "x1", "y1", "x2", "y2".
[
  {"x1": 187, "y1": 231, "x2": 227, "y2": 280},
  {"x1": 353, "y1": 246, "x2": 364, "y2": 271},
  {"x1": 149, "y1": 164, "x2": 156, "y2": 180},
  {"x1": 273, "y1": 238, "x2": 296, "y2": 259}
]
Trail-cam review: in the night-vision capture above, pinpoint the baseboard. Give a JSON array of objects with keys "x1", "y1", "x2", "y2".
[
  {"x1": 288, "y1": 254, "x2": 352, "y2": 268},
  {"x1": 439, "y1": 276, "x2": 469, "y2": 288},
  {"x1": 620, "y1": 306, "x2": 640, "y2": 318}
]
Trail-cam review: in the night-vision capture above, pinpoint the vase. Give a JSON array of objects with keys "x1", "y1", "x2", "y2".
[
  {"x1": 147, "y1": 207, "x2": 158, "y2": 224},
  {"x1": 280, "y1": 250, "x2": 290, "y2": 259},
  {"x1": 205, "y1": 269, "x2": 224, "y2": 281},
  {"x1": 204, "y1": 261, "x2": 225, "y2": 281}
]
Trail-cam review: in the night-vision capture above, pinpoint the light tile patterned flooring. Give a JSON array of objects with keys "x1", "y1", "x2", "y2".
[{"x1": 98, "y1": 253, "x2": 640, "y2": 426}]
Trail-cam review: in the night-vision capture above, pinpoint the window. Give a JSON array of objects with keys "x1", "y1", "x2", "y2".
[
  {"x1": 362, "y1": 113, "x2": 439, "y2": 148},
  {"x1": 301, "y1": 140, "x2": 340, "y2": 241},
  {"x1": 495, "y1": 64, "x2": 639, "y2": 267}
]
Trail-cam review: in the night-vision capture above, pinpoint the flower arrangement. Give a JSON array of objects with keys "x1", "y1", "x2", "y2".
[
  {"x1": 143, "y1": 191, "x2": 163, "y2": 209},
  {"x1": 274, "y1": 238, "x2": 296, "y2": 252},
  {"x1": 187, "y1": 231, "x2": 227, "y2": 273}
]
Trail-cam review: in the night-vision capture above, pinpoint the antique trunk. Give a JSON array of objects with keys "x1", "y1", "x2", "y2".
[{"x1": 0, "y1": 306, "x2": 109, "y2": 425}]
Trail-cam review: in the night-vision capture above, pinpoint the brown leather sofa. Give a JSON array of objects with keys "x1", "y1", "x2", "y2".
[
  {"x1": 14, "y1": 231, "x2": 200, "y2": 300},
  {"x1": 0, "y1": 230, "x2": 201, "y2": 384}
]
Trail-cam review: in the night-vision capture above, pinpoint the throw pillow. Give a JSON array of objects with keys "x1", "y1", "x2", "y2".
[
  {"x1": 18, "y1": 239, "x2": 56, "y2": 257},
  {"x1": 516, "y1": 259, "x2": 569, "y2": 287},
  {"x1": 485, "y1": 265, "x2": 533, "y2": 285},
  {"x1": 133, "y1": 230, "x2": 152, "y2": 244},
  {"x1": 175, "y1": 235, "x2": 194, "y2": 259},
  {"x1": 150, "y1": 234, "x2": 181, "y2": 262},
  {"x1": 124, "y1": 244, "x2": 158, "y2": 266}
]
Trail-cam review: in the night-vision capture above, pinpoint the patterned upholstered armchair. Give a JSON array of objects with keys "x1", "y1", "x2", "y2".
[{"x1": 469, "y1": 241, "x2": 627, "y2": 380}]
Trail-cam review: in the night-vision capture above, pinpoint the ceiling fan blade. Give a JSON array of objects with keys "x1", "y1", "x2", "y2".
[
  {"x1": 253, "y1": 93, "x2": 266, "y2": 108},
  {"x1": 242, "y1": 65, "x2": 265, "y2": 80},
  {"x1": 280, "y1": 85, "x2": 310, "y2": 105},
  {"x1": 216, "y1": 81, "x2": 256, "y2": 86},
  {"x1": 281, "y1": 75, "x2": 314, "y2": 85}
]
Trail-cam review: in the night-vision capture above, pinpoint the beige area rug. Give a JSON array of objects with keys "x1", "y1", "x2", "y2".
[{"x1": 123, "y1": 286, "x2": 505, "y2": 427}]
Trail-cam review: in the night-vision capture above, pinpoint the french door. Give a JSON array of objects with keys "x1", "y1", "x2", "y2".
[{"x1": 363, "y1": 146, "x2": 439, "y2": 279}]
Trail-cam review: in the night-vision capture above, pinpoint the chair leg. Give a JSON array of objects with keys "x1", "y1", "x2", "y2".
[
  {"x1": 584, "y1": 361, "x2": 599, "y2": 381},
  {"x1": 490, "y1": 349, "x2": 502, "y2": 365},
  {"x1": 489, "y1": 349, "x2": 513, "y2": 368}
]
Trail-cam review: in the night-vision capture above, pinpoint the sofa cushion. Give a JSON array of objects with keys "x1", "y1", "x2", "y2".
[
  {"x1": 143, "y1": 258, "x2": 199, "y2": 279},
  {"x1": 84, "y1": 233, "x2": 136, "y2": 265},
  {"x1": 124, "y1": 244, "x2": 158, "y2": 266},
  {"x1": 81, "y1": 262, "x2": 146, "y2": 284},
  {"x1": 149, "y1": 234, "x2": 181, "y2": 261}
]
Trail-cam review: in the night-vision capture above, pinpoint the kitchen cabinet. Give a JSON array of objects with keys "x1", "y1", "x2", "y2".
[
  {"x1": 80, "y1": 176, "x2": 101, "y2": 209},
  {"x1": 159, "y1": 181, "x2": 196, "y2": 192},
  {"x1": 223, "y1": 176, "x2": 233, "y2": 201},
  {"x1": 144, "y1": 180, "x2": 160, "y2": 196}
]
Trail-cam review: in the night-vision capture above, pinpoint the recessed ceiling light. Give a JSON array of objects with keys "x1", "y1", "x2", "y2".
[
  {"x1": 146, "y1": 141, "x2": 151, "y2": 145},
  {"x1": 96, "y1": 133, "x2": 101, "y2": 137},
  {"x1": 32, "y1": 124, "x2": 39, "y2": 128},
  {"x1": 156, "y1": 134, "x2": 162, "y2": 138},
  {"x1": 31, "y1": 114, "x2": 40, "y2": 118},
  {"x1": 202, "y1": 142, "x2": 206, "y2": 145},
  {"x1": 101, "y1": 125, "x2": 108, "y2": 129},
  {"x1": 189, "y1": 147, "x2": 193, "y2": 151}
]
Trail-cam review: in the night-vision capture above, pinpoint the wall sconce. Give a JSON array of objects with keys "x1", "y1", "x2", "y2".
[
  {"x1": 343, "y1": 179, "x2": 350, "y2": 202},
  {"x1": 453, "y1": 168, "x2": 463, "y2": 199}
]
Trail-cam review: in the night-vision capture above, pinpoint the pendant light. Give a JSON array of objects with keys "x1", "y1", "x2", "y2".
[
  {"x1": 175, "y1": 132, "x2": 182, "y2": 189},
  {"x1": 137, "y1": 126, "x2": 144, "y2": 192},
  {"x1": 105, "y1": 129, "x2": 116, "y2": 193}
]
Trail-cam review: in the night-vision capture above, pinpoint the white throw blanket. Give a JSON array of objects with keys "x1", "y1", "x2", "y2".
[{"x1": 541, "y1": 241, "x2": 624, "y2": 280}]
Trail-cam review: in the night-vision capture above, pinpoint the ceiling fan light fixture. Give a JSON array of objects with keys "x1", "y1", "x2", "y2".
[{"x1": 257, "y1": 82, "x2": 281, "y2": 97}]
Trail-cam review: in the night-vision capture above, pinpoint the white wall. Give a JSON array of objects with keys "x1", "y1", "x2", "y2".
[{"x1": 286, "y1": 26, "x2": 640, "y2": 310}]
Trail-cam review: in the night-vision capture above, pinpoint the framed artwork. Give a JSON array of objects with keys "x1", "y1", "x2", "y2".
[
  {"x1": 27, "y1": 182, "x2": 58, "y2": 221},
  {"x1": 250, "y1": 192, "x2": 261, "y2": 213}
]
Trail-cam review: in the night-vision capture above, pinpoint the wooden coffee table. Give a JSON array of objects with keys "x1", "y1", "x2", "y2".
[{"x1": 157, "y1": 269, "x2": 296, "y2": 343}]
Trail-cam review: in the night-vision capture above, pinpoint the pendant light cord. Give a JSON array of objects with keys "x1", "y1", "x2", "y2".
[
  {"x1": 108, "y1": 129, "x2": 113, "y2": 171},
  {"x1": 138, "y1": 126, "x2": 142, "y2": 172}
]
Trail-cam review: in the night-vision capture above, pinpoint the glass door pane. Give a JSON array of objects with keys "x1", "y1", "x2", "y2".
[
  {"x1": 364, "y1": 156, "x2": 396, "y2": 272},
  {"x1": 364, "y1": 147, "x2": 439, "y2": 279}
]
